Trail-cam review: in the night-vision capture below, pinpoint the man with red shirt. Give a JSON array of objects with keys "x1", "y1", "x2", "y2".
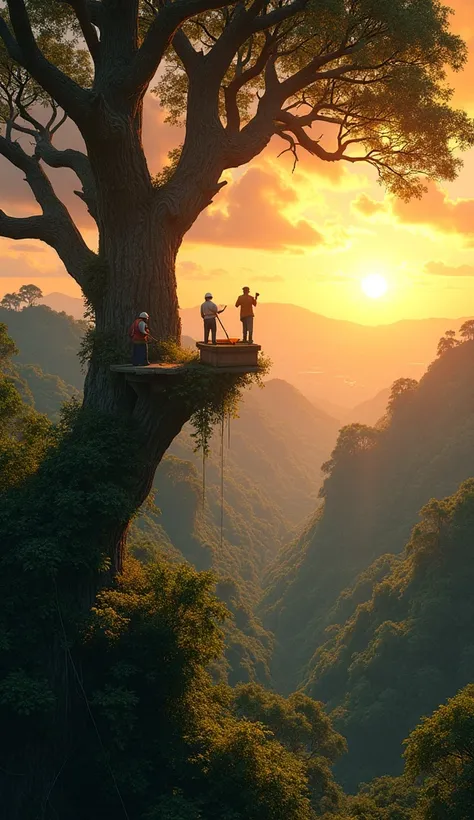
[
  {"x1": 129, "y1": 311, "x2": 150, "y2": 365},
  {"x1": 235, "y1": 287, "x2": 259, "y2": 343}
]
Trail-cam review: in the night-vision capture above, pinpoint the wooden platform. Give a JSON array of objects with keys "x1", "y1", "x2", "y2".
[
  {"x1": 111, "y1": 359, "x2": 261, "y2": 383},
  {"x1": 110, "y1": 363, "x2": 187, "y2": 376},
  {"x1": 196, "y1": 341, "x2": 261, "y2": 368},
  {"x1": 111, "y1": 341, "x2": 262, "y2": 378}
]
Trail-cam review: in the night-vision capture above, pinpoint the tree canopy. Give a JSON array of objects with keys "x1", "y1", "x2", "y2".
[
  {"x1": 0, "y1": 283, "x2": 43, "y2": 310},
  {"x1": 405, "y1": 685, "x2": 474, "y2": 819},
  {"x1": 0, "y1": 0, "x2": 473, "y2": 285}
]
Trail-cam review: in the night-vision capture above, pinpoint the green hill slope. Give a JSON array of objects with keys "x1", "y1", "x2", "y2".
[
  {"x1": 0, "y1": 305, "x2": 86, "y2": 389},
  {"x1": 305, "y1": 480, "x2": 474, "y2": 791},
  {"x1": 345, "y1": 387, "x2": 391, "y2": 426},
  {"x1": 0, "y1": 304, "x2": 84, "y2": 419},
  {"x1": 131, "y1": 455, "x2": 276, "y2": 685},
  {"x1": 261, "y1": 340, "x2": 474, "y2": 693},
  {"x1": 170, "y1": 378, "x2": 340, "y2": 527},
  {"x1": 16, "y1": 364, "x2": 81, "y2": 419}
]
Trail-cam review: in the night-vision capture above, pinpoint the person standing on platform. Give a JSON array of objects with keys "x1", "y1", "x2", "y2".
[
  {"x1": 235, "y1": 287, "x2": 259, "y2": 343},
  {"x1": 129, "y1": 311, "x2": 150, "y2": 365},
  {"x1": 200, "y1": 293, "x2": 226, "y2": 345}
]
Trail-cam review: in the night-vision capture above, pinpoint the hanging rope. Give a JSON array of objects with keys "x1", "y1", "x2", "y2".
[
  {"x1": 220, "y1": 406, "x2": 225, "y2": 550},
  {"x1": 202, "y1": 445, "x2": 206, "y2": 510}
]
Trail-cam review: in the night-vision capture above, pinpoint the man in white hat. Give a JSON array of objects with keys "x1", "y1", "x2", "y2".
[
  {"x1": 200, "y1": 293, "x2": 226, "y2": 345},
  {"x1": 129, "y1": 311, "x2": 150, "y2": 365}
]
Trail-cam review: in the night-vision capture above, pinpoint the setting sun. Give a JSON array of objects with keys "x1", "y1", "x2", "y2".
[{"x1": 361, "y1": 274, "x2": 388, "y2": 300}]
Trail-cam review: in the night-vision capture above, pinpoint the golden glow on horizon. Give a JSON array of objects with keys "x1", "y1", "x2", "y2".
[{"x1": 361, "y1": 274, "x2": 388, "y2": 300}]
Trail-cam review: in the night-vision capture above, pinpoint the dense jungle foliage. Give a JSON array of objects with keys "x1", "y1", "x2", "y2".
[{"x1": 3, "y1": 307, "x2": 474, "y2": 817}]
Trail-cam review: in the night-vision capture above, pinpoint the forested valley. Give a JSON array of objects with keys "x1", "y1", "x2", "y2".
[{"x1": 2, "y1": 302, "x2": 474, "y2": 818}]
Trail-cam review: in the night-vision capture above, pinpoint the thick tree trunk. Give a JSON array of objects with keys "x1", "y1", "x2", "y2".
[
  {"x1": 2, "y1": 223, "x2": 197, "y2": 819},
  {"x1": 2, "y1": 110, "x2": 234, "y2": 818},
  {"x1": 83, "y1": 206, "x2": 194, "y2": 571},
  {"x1": 77, "y1": 114, "x2": 198, "y2": 571}
]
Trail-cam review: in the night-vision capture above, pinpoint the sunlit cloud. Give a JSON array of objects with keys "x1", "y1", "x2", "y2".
[
  {"x1": 352, "y1": 193, "x2": 388, "y2": 218},
  {"x1": 187, "y1": 165, "x2": 326, "y2": 251},
  {"x1": 393, "y1": 183, "x2": 474, "y2": 241},
  {"x1": 0, "y1": 236, "x2": 65, "y2": 276},
  {"x1": 424, "y1": 261, "x2": 474, "y2": 277},
  {"x1": 177, "y1": 260, "x2": 228, "y2": 280}
]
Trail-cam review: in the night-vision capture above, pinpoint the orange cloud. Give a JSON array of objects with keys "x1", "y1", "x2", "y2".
[
  {"x1": 0, "y1": 239, "x2": 64, "y2": 278},
  {"x1": 393, "y1": 182, "x2": 474, "y2": 238},
  {"x1": 447, "y1": 0, "x2": 474, "y2": 108},
  {"x1": 187, "y1": 166, "x2": 324, "y2": 251},
  {"x1": 424, "y1": 261, "x2": 474, "y2": 276},
  {"x1": 177, "y1": 260, "x2": 228, "y2": 280},
  {"x1": 351, "y1": 183, "x2": 474, "y2": 242},
  {"x1": 352, "y1": 193, "x2": 388, "y2": 217}
]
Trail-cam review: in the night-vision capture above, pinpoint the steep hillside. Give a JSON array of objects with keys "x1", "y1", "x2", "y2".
[
  {"x1": 130, "y1": 381, "x2": 340, "y2": 682},
  {"x1": 345, "y1": 387, "x2": 390, "y2": 426},
  {"x1": 131, "y1": 455, "x2": 276, "y2": 685},
  {"x1": 17, "y1": 364, "x2": 81, "y2": 419},
  {"x1": 261, "y1": 340, "x2": 474, "y2": 693},
  {"x1": 145, "y1": 454, "x2": 288, "y2": 595},
  {"x1": 0, "y1": 305, "x2": 85, "y2": 389},
  {"x1": 171, "y1": 378, "x2": 340, "y2": 526},
  {"x1": 305, "y1": 480, "x2": 474, "y2": 790}
]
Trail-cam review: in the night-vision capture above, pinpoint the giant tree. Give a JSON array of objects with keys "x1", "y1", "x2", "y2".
[
  {"x1": 0, "y1": 0, "x2": 473, "y2": 814},
  {"x1": 0, "y1": 0, "x2": 472, "y2": 568}
]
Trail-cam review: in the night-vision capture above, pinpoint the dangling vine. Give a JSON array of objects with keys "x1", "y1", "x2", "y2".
[
  {"x1": 220, "y1": 405, "x2": 225, "y2": 549},
  {"x1": 187, "y1": 356, "x2": 270, "y2": 456},
  {"x1": 161, "y1": 342, "x2": 271, "y2": 504}
]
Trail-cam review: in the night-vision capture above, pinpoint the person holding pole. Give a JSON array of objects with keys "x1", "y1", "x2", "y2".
[
  {"x1": 200, "y1": 293, "x2": 226, "y2": 345},
  {"x1": 235, "y1": 287, "x2": 259, "y2": 343}
]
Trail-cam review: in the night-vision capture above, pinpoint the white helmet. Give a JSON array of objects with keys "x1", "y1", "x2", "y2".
[
  {"x1": 205, "y1": 293, "x2": 213, "y2": 299},
  {"x1": 139, "y1": 312, "x2": 149, "y2": 319}
]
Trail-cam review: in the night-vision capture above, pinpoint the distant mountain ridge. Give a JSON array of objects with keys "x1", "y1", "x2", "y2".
[
  {"x1": 41, "y1": 292, "x2": 86, "y2": 319},
  {"x1": 41, "y1": 290, "x2": 471, "y2": 408},
  {"x1": 345, "y1": 387, "x2": 391, "y2": 426},
  {"x1": 181, "y1": 302, "x2": 471, "y2": 407}
]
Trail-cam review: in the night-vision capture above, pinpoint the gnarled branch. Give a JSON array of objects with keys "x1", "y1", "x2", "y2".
[
  {"x1": 224, "y1": 33, "x2": 277, "y2": 132},
  {"x1": 128, "y1": 0, "x2": 238, "y2": 96},
  {"x1": 1, "y1": 0, "x2": 92, "y2": 123},
  {"x1": 251, "y1": 0, "x2": 306, "y2": 33},
  {"x1": 34, "y1": 138, "x2": 98, "y2": 221},
  {"x1": 0, "y1": 211, "x2": 47, "y2": 240},
  {"x1": 172, "y1": 29, "x2": 200, "y2": 75},
  {"x1": 0, "y1": 134, "x2": 97, "y2": 288},
  {"x1": 59, "y1": 0, "x2": 100, "y2": 60}
]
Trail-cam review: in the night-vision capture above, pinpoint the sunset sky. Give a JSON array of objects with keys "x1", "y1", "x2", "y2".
[{"x1": 2, "y1": 0, "x2": 474, "y2": 326}]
